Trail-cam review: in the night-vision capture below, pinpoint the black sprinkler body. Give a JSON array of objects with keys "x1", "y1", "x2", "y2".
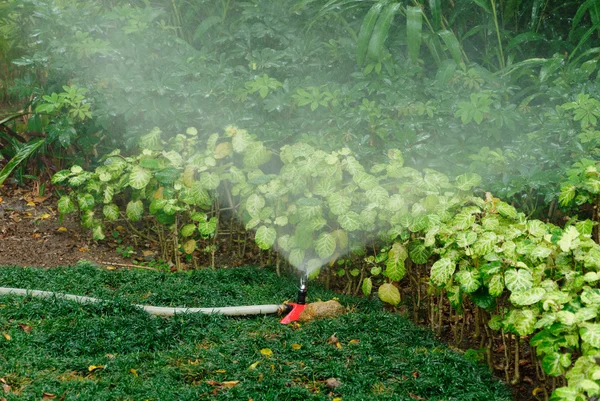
[{"x1": 297, "y1": 284, "x2": 307, "y2": 305}]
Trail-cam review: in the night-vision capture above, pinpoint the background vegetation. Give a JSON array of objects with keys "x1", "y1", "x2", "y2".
[{"x1": 3, "y1": 0, "x2": 600, "y2": 400}]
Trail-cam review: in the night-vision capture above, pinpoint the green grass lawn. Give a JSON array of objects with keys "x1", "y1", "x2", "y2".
[{"x1": 0, "y1": 263, "x2": 512, "y2": 401}]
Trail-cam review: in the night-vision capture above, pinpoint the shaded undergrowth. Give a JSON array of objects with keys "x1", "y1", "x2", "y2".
[{"x1": 0, "y1": 263, "x2": 512, "y2": 400}]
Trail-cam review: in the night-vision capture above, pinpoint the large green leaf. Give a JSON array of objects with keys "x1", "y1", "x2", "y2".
[
  {"x1": 366, "y1": 3, "x2": 401, "y2": 62},
  {"x1": 0, "y1": 138, "x2": 45, "y2": 187},
  {"x1": 246, "y1": 194, "x2": 265, "y2": 217},
  {"x1": 103, "y1": 204, "x2": 120, "y2": 221},
  {"x1": 428, "y1": 0, "x2": 441, "y2": 31},
  {"x1": 315, "y1": 232, "x2": 336, "y2": 259},
  {"x1": 92, "y1": 225, "x2": 105, "y2": 241},
  {"x1": 181, "y1": 224, "x2": 196, "y2": 237},
  {"x1": 338, "y1": 211, "x2": 361, "y2": 232},
  {"x1": 496, "y1": 201, "x2": 518, "y2": 219},
  {"x1": 430, "y1": 257, "x2": 456, "y2": 286},
  {"x1": 357, "y1": 3, "x2": 384, "y2": 66},
  {"x1": 455, "y1": 269, "x2": 480, "y2": 293},
  {"x1": 126, "y1": 200, "x2": 144, "y2": 222},
  {"x1": 289, "y1": 248, "x2": 305, "y2": 268},
  {"x1": 454, "y1": 173, "x2": 481, "y2": 191},
  {"x1": 506, "y1": 308, "x2": 538, "y2": 335},
  {"x1": 129, "y1": 165, "x2": 152, "y2": 189},
  {"x1": 353, "y1": 171, "x2": 378, "y2": 190},
  {"x1": 558, "y1": 226, "x2": 580, "y2": 252},
  {"x1": 472, "y1": 231, "x2": 497, "y2": 256},
  {"x1": 255, "y1": 226, "x2": 276, "y2": 250},
  {"x1": 488, "y1": 274, "x2": 504, "y2": 296},
  {"x1": 438, "y1": 30, "x2": 463, "y2": 65},
  {"x1": 198, "y1": 217, "x2": 217, "y2": 237},
  {"x1": 328, "y1": 192, "x2": 352, "y2": 215},
  {"x1": 509, "y1": 287, "x2": 546, "y2": 306},
  {"x1": 386, "y1": 243, "x2": 407, "y2": 281},
  {"x1": 52, "y1": 169, "x2": 72, "y2": 184},
  {"x1": 57, "y1": 196, "x2": 76, "y2": 214},
  {"x1": 558, "y1": 184, "x2": 576, "y2": 206},
  {"x1": 542, "y1": 352, "x2": 572, "y2": 376},
  {"x1": 378, "y1": 283, "x2": 401, "y2": 306},
  {"x1": 200, "y1": 172, "x2": 220, "y2": 190},
  {"x1": 406, "y1": 6, "x2": 422, "y2": 63},
  {"x1": 362, "y1": 277, "x2": 373, "y2": 296},
  {"x1": 580, "y1": 323, "x2": 600, "y2": 348},
  {"x1": 77, "y1": 193, "x2": 95, "y2": 211},
  {"x1": 504, "y1": 268, "x2": 533, "y2": 292},
  {"x1": 366, "y1": 185, "x2": 388, "y2": 206},
  {"x1": 409, "y1": 240, "x2": 431, "y2": 264}
]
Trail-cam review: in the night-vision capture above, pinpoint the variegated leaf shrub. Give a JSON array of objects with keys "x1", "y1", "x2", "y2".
[{"x1": 54, "y1": 126, "x2": 600, "y2": 399}]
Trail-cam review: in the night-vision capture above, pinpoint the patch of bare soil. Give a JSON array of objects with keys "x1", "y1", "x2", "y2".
[{"x1": 0, "y1": 186, "x2": 130, "y2": 267}]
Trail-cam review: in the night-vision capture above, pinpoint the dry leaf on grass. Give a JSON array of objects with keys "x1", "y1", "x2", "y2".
[{"x1": 259, "y1": 348, "x2": 273, "y2": 357}]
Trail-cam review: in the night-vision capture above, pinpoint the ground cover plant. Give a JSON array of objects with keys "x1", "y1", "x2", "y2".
[{"x1": 0, "y1": 263, "x2": 512, "y2": 401}]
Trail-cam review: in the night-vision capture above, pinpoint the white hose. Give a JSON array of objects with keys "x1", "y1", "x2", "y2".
[{"x1": 0, "y1": 287, "x2": 287, "y2": 317}]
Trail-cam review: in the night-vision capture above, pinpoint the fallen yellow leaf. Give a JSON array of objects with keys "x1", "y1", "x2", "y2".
[
  {"x1": 222, "y1": 380, "x2": 239, "y2": 387},
  {"x1": 248, "y1": 361, "x2": 260, "y2": 370},
  {"x1": 2, "y1": 333, "x2": 11, "y2": 341},
  {"x1": 130, "y1": 369, "x2": 138, "y2": 377},
  {"x1": 57, "y1": 227, "x2": 68, "y2": 232},
  {"x1": 349, "y1": 339, "x2": 360, "y2": 345},
  {"x1": 32, "y1": 233, "x2": 41, "y2": 239},
  {"x1": 335, "y1": 342, "x2": 342, "y2": 349},
  {"x1": 115, "y1": 225, "x2": 125, "y2": 232},
  {"x1": 26, "y1": 202, "x2": 35, "y2": 207},
  {"x1": 42, "y1": 393, "x2": 56, "y2": 400},
  {"x1": 260, "y1": 348, "x2": 273, "y2": 357},
  {"x1": 88, "y1": 365, "x2": 104, "y2": 372},
  {"x1": 333, "y1": 398, "x2": 342, "y2": 401},
  {"x1": 291, "y1": 343, "x2": 302, "y2": 350},
  {"x1": 39, "y1": 213, "x2": 51, "y2": 220},
  {"x1": 0, "y1": 197, "x2": 3, "y2": 204},
  {"x1": 215, "y1": 369, "x2": 226, "y2": 373},
  {"x1": 105, "y1": 266, "x2": 116, "y2": 271}
]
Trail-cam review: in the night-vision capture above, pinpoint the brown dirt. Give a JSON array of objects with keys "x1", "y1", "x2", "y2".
[{"x1": 0, "y1": 186, "x2": 130, "y2": 268}]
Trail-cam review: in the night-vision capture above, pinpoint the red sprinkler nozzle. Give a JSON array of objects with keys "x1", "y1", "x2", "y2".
[{"x1": 280, "y1": 284, "x2": 307, "y2": 324}]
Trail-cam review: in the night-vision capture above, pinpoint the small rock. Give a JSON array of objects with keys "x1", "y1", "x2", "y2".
[
  {"x1": 326, "y1": 377, "x2": 342, "y2": 389},
  {"x1": 298, "y1": 300, "x2": 345, "y2": 322}
]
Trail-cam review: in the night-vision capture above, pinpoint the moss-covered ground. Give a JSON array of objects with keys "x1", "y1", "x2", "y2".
[{"x1": 0, "y1": 264, "x2": 511, "y2": 400}]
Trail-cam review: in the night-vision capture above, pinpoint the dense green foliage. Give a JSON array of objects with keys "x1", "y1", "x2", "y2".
[
  {"x1": 3, "y1": 0, "x2": 600, "y2": 399},
  {"x1": 1, "y1": 0, "x2": 599, "y2": 213},
  {"x1": 0, "y1": 264, "x2": 512, "y2": 401}
]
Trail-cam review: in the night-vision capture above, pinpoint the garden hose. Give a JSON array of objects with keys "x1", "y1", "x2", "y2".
[{"x1": 0, "y1": 287, "x2": 291, "y2": 317}]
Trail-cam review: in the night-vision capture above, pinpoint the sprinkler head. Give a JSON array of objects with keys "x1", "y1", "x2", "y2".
[
  {"x1": 280, "y1": 283, "x2": 308, "y2": 324},
  {"x1": 280, "y1": 302, "x2": 306, "y2": 324}
]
